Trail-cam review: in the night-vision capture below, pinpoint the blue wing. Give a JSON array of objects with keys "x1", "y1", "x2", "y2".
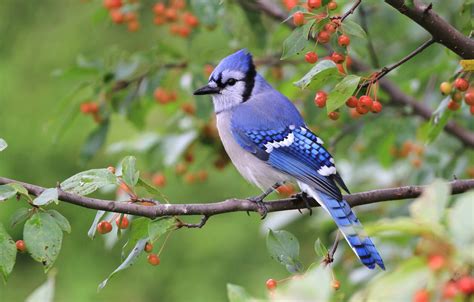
[{"x1": 232, "y1": 124, "x2": 349, "y2": 200}]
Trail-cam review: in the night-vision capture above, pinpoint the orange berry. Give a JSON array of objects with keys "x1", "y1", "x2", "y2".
[
  {"x1": 346, "y1": 96, "x2": 358, "y2": 108},
  {"x1": 127, "y1": 20, "x2": 140, "y2": 32},
  {"x1": 470, "y1": 105, "x2": 474, "y2": 115},
  {"x1": 293, "y1": 12, "x2": 305, "y2": 26},
  {"x1": 336, "y1": 63, "x2": 346, "y2": 74},
  {"x1": 103, "y1": 0, "x2": 122, "y2": 10},
  {"x1": 358, "y1": 95, "x2": 373, "y2": 109},
  {"x1": 144, "y1": 242, "x2": 153, "y2": 253},
  {"x1": 110, "y1": 9, "x2": 124, "y2": 23},
  {"x1": 324, "y1": 22, "x2": 337, "y2": 33},
  {"x1": 170, "y1": 0, "x2": 186, "y2": 9},
  {"x1": 317, "y1": 31, "x2": 331, "y2": 43},
  {"x1": 276, "y1": 184, "x2": 295, "y2": 197},
  {"x1": 204, "y1": 64, "x2": 214, "y2": 77},
  {"x1": 439, "y1": 81, "x2": 452, "y2": 95},
  {"x1": 178, "y1": 26, "x2": 191, "y2": 37},
  {"x1": 175, "y1": 163, "x2": 187, "y2": 175},
  {"x1": 411, "y1": 157, "x2": 422, "y2": 168},
  {"x1": 356, "y1": 104, "x2": 369, "y2": 115},
  {"x1": 283, "y1": 0, "x2": 298, "y2": 10},
  {"x1": 183, "y1": 12, "x2": 199, "y2": 27},
  {"x1": 314, "y1": 91, "x2": 327, "y2": 108},
  {"x1": 153, "y1": 16, "x2": 166, "y2": 25},
  {"x1": 107, "y1": 166, "x2": 116, "y2": 174},
  {"x1": 350, "y1": 108, "x2": 361, "y2": 118},
  {"x1": 413, "y1": 289, "x2": 430, "y2": 302},
  {"x1": 168, "y1": 90, "x2": 177, "y2": 102},
  {"x1": 147, "y1": 253, "x2": 161, "y2": 265},
  {"x1": 452, "y1": 92, "x2": 463, "y2": 102},
  {"x1": 307, "y1": 0, "x2": 321, "y2": 9},
  {"x1": 16, "y1": 240, "x2": 26, "y2": 253},
  {"x1": 328, "y1": 111, "x2": 339, "y2": 120},
  {"x1": 80, "y1": 103, "x2": 91, "y2": 114},
  {"x1": 305, "y1": 51, "x2": 318, "y2": 64},
  {"x1": 442, "y1": 281, "x2": 459, "y2": 299},
  {"x1": 181, "y1": 102, "x2": 196, "y2": 115},
  {"x1": 447, "y1": 100, "x2": 460, "y2": 111},
  {"x1": 197, "y1": 170, "x2": 208, "y2": 182},
  {"x1": 427, "y1": 254, "x2": 445, "y2": 271},
  {"x1": 331, "y1": 279, "x2": 340, "y2": 290},
  {"x1": 330, "y1": 52, "x2": 344, "y2": 63},
  {"x1": 153, "y1": 2, "x2": 166, "y2": 15},
  {"x1": 454, "y1": 78, "x2": 469, "y2": 91},
  {"x1": 152, "y1": 173, "x2": 166, "y2": 187},
  {"x1": 123, "y1": 11, "x2": 137, "y2": 22},
  {"x1": 97, "y1": 221, "x2": 113, "y2": 234},
  {"x1": 184, "y1": 172, "x2": 196, "y2": 184},
  {"x1": 115, "y1": 215, "x2": 129, "y2": 229},
  {"x1": 154, "y1": 88, "x2": 169, "y2": 104},
  {"x1": 266, "y1": 278, "x2": 277, "y2": 290},
  {"x1": 338, "y1": 34, "x2": 350, "y2": 47},
  {"x1": 371, "y1": 101, "x2": 383, "y2": 113},
  {"x1": 165, "y1": 8, "x2": 178, "y2": 21},
  {"x1": 327, "y1": 1, "x2": 338, "y2": 10},
  {"x1": 464, "y1": 90, "x2": 474, "y2": 105},
  {"x1": 456, "y1": 276, "x2": 474, "y2": 294}
]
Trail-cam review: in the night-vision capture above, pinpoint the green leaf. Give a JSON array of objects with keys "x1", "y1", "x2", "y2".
[
  {"x1": 409, "y1": 179, "x2": 450, "y2": 224},
  {"x1": 87, "y1": 210, "x2": 106, "y2": 239},
  {"x1": 0, "y1": 185, "x2": 17, "y2": 202},
  {"x1": 121, "y1": 156, "x2": 139, "y2": 189},
  {"x1": 190, "y1": 0, "x2": 220, "y2": 27},
  {"x1": 266, "y1": 229, "x2": 303, "y2": 274},
  {"x1": 33, "y1": 188, "x2": 59, "y2": 206},
  {"x1": 448, "y1": 192, "x2": 474, "y2": 253},
  {"x1": 47, "y1": 210, "x2": 71, "y2": 234},
  {"x1": 326, "y1": 75, "x2": 361, "y2": 113},
  {"x1": 8, "y1": 183, "x2": 28, "y2": 196},
  {"x1": 148, "y1": 217, "x2": 176, "y2": 243},
  {"x1": 0, "y1": 223, "x2": 16, "y2": 282},
  {"x1": 281, "y1": 26, "x2": 309, "y2": 60},
  {"x1": 126, "y1": 218, "x2": 149, "y2": 253},
  {"x1": 420, "y1": 97, "x2": 452, "y2": 144},
  {"x1": 341, "y1": 20, "x2": 367, "y2": 39},
  {"x1": 0, "y1": 138, "x2": 7, "y2": 151},
  {"x1": 136, "y1": 178, "x2": 161, "y2": 196},
  {"x1": 161, "y1": 131, "x2": 197, "y2": 167},
  {"x1": 227, "y1": 284, "x2": 253, "y2": 302},
  {"x1": 293, "y1": 60, "x2": 340, "y2": 90},
  {"x1": 314, "y1": 238, "x2": 328, "y2": 258},
  {"x1": 24, "y1": 213, "x2": 63, "y2": 272},
  {"x1": 98, "y1": 239, "x2": 147, "y2": 290},
  {"x1": 61, "y1": 168, "x2": 118, "y2": 196},
  {"x1": 364, "y1": 217, "x2": 446, "y2": 239},
  {"x1": 10, "y1": 207, "x2": 31, "y2": 228},
  {"x1": 25, "y1": 272, "x2": 56, "y2": 302},
  {"x1": 80, "y1": 120, "x2": 109, "y2": 163}
]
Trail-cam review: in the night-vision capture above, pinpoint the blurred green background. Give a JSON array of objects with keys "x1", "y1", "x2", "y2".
[{"x1": 0, "y1": 0, "x2": 473, "y2": 301}]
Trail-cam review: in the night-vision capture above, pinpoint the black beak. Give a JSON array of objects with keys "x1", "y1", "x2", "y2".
[{"x1": 193, "y1": 85, "x2": 220, "y2": 95}]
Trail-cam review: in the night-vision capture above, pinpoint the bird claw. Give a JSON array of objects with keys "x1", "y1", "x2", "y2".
[
  {"x1": 292, "y1": 192, "x2": 313, "y2": 216},
  {"x1": 248, "y1": 195, "x2": 269, "y2": 219}
]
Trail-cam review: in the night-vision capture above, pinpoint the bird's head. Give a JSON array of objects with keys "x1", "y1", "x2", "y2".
[{"x1": 193, "y1": 49, "x2": 257, "y2": 113}]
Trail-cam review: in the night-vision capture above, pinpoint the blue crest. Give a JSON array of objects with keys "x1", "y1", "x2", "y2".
[{"x1": 210, "y1": 49, "x2": 254, "y2": 80}]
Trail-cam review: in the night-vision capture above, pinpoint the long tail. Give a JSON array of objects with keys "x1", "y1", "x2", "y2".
[{"x1": 299, "y1": 182, "x2": 385, "y2": 270}]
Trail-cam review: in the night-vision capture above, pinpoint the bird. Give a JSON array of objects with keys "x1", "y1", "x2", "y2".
[{"x1": 193, "y1": 49, "x2": 385, "y2": 270}]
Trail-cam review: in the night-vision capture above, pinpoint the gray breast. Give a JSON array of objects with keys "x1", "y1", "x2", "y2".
[{"x1": 215, "y1": 111, "x2": 290, "y2": 191}]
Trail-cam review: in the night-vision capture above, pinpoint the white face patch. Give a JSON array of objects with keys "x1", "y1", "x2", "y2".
[
  {"x1": 264, "y1": 132, "x2": 295, "y2": 153},
  {"x1": 212, "y1": 69, "x2": 248, "y2": 113},
  {"x1": 221, "y1": 70, "x2": 245, "y2": 83},
  {"x1": 208, "y1": 81, "x2": 217, "y2": 88},
  {"x1": 317, "y1": 165, "x2": 337, "y2": 176}
]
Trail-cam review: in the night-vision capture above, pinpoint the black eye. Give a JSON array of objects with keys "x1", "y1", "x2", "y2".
[{"x1": 227, "y1": 78, "x2": 237, "y2": 86}]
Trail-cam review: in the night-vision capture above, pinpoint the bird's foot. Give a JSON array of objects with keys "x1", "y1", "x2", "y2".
[
  {"x1": 292, "y1": 192, "x2": 313, "y2": 216},
  {"x1": 248, "y1": 195, "x2": 269, "y2": 219}
]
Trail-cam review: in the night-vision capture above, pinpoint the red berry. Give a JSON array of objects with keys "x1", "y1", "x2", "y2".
[
  {"x1": 127, "y1": 20, "x2": 140, "y2": 32},
  {"x1": 471, "y1": 105, "x2": 474, "y2": 115},
  {"x1": 183, "y1": 12, "x2": 199, "y2": 27},
  {"x1": 165, "y1": 8, "x2": 178, "y2": 21},
  {"x1": 276, "y1": 184, "x2": 295, "y2": 197},
  {"x1": 181, "y1": 103, "x2": 196, "y2": 115},
  {"x1": 464, "y1": 90, "x2": 474, "y2": 105},
  {"x1": 110, "y1": 9, "x2": 124, "y2": 24},
  {"x1": 413, "y1": 289, "x2": 430, "y2": 302},
  {"x1": 346, "y1": 96, "x2": 358, "y2": 108},
  {"x1": 154, "y1": 16, "x2": 166, "y2": 25},
  {"x1": 305, "y1": 51, "x2": 318, "y2": 64},
  {"x1": 197, "y1": 170, "x2": 208, "y2": 182},
  {"x1": 454, "y1": 78, "x2": 469, "y2": 91},
  {"x1": 442, "y1": 281, "x2": 459, "y2": 299},
  {"x1": 16, "y1": 240, "x2": 26, "y2": 253},
  {"x1": 147, "y1": 253, "x2": 161, "y2": 266},
  {"x1": 456, "y1": 276, "x2": 474, "y2": 294},
  {"x1": 327, "y1": 1, "x2": 338, "y2": 10},
  {"x1": 144, "y1": 242, "x2": 153, "y2": 253},
  {"x1": 447, "y1": 100, "x2": 460, "y2": 111},
  {"x1": 324, "y1": 22, "x2": 337, "y2": 33},
  {"x1": 356, "y1": 104, "x2": 369, "y2": 115},
  {"x1": 266, "y1": 278, "x2": 277, "y2": 290},
  {"x1": 307, "y1": 0, "x2": 321, "y2": 9},
  {"x1": 331, "y1": 279, "x2": 340, "y2": 290},
  {"x1": 317, "y1": 31, "x2": 331, "y2": 43},
  {"x1": 97, "y1": 221, "x2": 113, "y2": 234},
  {"x1": 283, "y1": 0, "x2": 298, "y2": 10},
  {"x1": 103, "y1": 0, "x2": 122, "y2": 10},
  {"x1": 314, "y1": 91, "x2": 327, "y2": 108},
  {"x1": 427, "y1": 254, "x2": 445, "y2": 271},
  {"x1": 153, "y1": 2, "x2": 166, "y2": 15},
  {"x1": 328, "y1": 111, "x2": 339, "y2": 120},
  {"x1": 439, "y1": 81, "x2": 452, "y2": 95},
  {"x1": 358, "y1": 95, "x2": 373, "y2": 109},
  {"x1": 338, "y1": 34, "x2": 350, "y2": 47},
  {"x1": 154, "y1": 88, "x2": 169, "y2": 104},
  {"x1": 293, "y1": 12, "x2": 305, "y2": 26},
  {"x1": 115, "y1": 215, "x2": 129, "y2": 229},
  {"x1": 452, "y1": 92, "x2": 463, "y2": 102},
  {"x1": 371, "y1": 101, "x2": 383, "y2": 113},
  {"x1": 330, "y1": 52, "x2": 344, "y2": 63},
  {"x1": 152, "y1": 173, "x2": 166, "y2": 187}
]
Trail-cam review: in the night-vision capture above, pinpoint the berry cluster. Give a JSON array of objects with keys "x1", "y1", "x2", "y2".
[
  {"x1": 103, "y1": 0, "x2": 140, "y2": 32},
  {"x1": 439, "y1": 77, "x2": 473, "y2": 115},
  {"x1": 152, "y1": 1, "x2": 200, "y2": 38},
  {"x1": 390, "y1": 140, "x2": 424, "y2": 168},
  {"x1": 413, "y1": 275, "x2": 474, "y2": 302},
  {"x1": 153, "y1": 87, "x2": 178, "y2": 104},
  {"x1": 313, "y1": 90, "x2": 382, "y2": 120},
  {"x1": 80, "y1": 102, "x2": 102, "y2": 123}
]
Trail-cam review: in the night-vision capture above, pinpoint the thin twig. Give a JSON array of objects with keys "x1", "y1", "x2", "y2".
[
  {"x1": 340, "y1": 0, "x2": 363, "y2": 22},
  {"x1": 177, "y1": 215, "x2": 210, "y2": 229},
  {"x1": 323, "y1": 231, "x2": 341, "y2": 266}
]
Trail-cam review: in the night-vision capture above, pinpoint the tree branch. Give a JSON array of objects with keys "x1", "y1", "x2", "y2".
[
  {"x1": 0, "y1": 177, "x2": 472, "y2": 220},
  {"x1": 384, "y1": 0, "x2": 474, "y2": 58},
  {"x1": 247, "y1": 0, "x2": 474, "y2": 148}
]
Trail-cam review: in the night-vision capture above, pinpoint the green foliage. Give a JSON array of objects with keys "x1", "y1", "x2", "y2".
[
  {"x1": 326, "y1": 75, "x2": 361, "y2": 113},
  {"x1": 0, "y1": 223, "x2": 16, "y2": 282},
  {"x1": 60, "y1": 169, "x2": 118, "y2": 196},
  {"x1": 266, "y1": 229, "x2": 303, "y2": 274}
]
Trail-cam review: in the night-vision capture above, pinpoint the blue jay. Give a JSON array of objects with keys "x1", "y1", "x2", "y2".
[{"x1": 193, "y1": 49, "x2": 385, "y2": 270}]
